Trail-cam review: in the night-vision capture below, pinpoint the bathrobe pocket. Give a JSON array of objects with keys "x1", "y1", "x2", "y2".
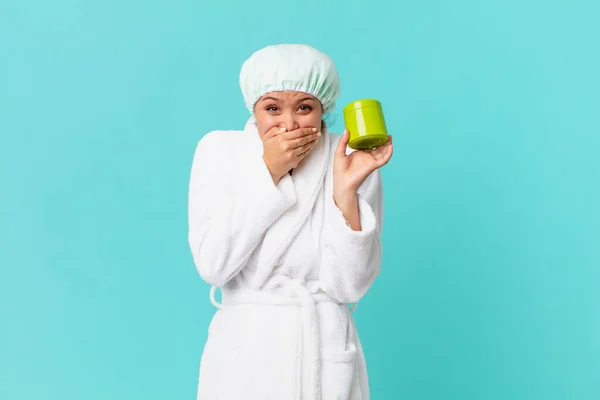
[{"x1": 321, "y1": 341, "x2": 359, "y2": 400}]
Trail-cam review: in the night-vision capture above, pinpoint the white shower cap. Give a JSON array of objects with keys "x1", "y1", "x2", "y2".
[{"x1": 239, "y1": 44, "x2": 341, "y2": 114}]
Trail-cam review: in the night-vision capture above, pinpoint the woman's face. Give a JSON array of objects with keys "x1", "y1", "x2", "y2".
[{"x1": 254, "y1": 91, "x2": 323, "y2": 136}]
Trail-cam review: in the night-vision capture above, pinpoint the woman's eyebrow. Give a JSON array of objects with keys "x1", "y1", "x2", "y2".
[
  {"x1": 260, "y1": 96, "x2": 316, "y2": 103},
  {"x1": 261, "y1": 96, "x2": 280, "y2": 102}
]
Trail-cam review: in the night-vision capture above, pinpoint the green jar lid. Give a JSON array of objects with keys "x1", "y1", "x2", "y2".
[{"x1": 343, "y1": 98, "x2": 382, "y2": 114}]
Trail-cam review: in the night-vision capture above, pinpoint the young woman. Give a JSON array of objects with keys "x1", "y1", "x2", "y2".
[{"x1": 188, "y1": 43, "x2": 393, "y2": 399}]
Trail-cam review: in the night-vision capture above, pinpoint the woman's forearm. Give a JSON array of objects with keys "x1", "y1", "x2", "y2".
[{"x1": 333, "y1": 190, "x2": 361, "y2": 231}]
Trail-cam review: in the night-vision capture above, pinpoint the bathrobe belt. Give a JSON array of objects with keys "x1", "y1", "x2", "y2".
[{"x1": 209, "y1": 276, "x2": 356, "y2": 400}]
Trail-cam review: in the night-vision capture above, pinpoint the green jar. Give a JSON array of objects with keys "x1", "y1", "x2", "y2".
[{"x1": 343, "y1": 98, "x2": 389, "y2": 150}]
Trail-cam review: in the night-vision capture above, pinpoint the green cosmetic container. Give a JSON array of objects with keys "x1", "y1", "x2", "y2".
[{"x1": 343, "y1": 99, "x2": 389, "y2": 150}]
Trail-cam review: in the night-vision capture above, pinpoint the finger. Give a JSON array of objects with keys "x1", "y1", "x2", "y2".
[
  {"x1": 372, "y1": 146, "x2": 392, "y2": 165},
  {"x1": 378, "y1": 139, "x2": 394, "y2": 165},
  {"x1": 375, "y1": 138, "x2": 393, "y2": 154},
  {"x1": 294, "y1": 137, "x2": 319, "y2": 157},
  {"x1": 336, "y1": 129, "x2": 349, "y2": 157},
  {"x1": 295, "y1": 146, "x2": 312, "y2": 158},
  {"x1": 293, "y1": 131, "x2": 321, "y2": 149},
  {"x1": 295, "y1": 143, "x2": 316, "y2": 159},
  {"x1": 283, "y1": 127, "x2": 318, "y2": 140},
  {"x1": 386, "y1": 140, "x2": 394, "y2": 160},
  {"x1": 370, "y1": 135, "x2": 393, "y2": 154},
  {"x1": 263, "y1": 123, "x2": 287, "y2": 140},
  {"x1": 385, "y1": 136, "x2": 394, "y2": 157}
]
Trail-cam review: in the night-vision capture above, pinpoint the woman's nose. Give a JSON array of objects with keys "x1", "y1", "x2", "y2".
[{"x1": 281, "y1": 115, "x2": 299, "y2": 131}]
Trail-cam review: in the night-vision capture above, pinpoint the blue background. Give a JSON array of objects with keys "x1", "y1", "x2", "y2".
[{"x1": 1, "y1": 0, "x2": 599, "y2": 398}]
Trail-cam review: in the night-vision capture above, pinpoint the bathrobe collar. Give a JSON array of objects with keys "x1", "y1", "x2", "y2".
[{"x1": 243, "y1": 115, "x2": 330, "y2": 288}]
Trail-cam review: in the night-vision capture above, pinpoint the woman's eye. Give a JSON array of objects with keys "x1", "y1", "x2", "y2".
[
  {"x1": 267, "y1": 106, "x2": 279, "y2": 112},
  {"x1": 299, "y1": 105, "x2": 313, "y2": 111}
]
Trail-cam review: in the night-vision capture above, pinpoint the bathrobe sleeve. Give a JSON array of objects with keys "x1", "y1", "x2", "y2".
[
  {"x1": 319, "y1": 168, "x2": 384, "y2": 304},
  {"x1": 188, "y1": 131, "x2": 297, "y2": 287}
]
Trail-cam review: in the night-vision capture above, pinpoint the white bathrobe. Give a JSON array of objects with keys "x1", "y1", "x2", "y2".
[{"x1": 188, "y1": 115, "x2": 384, "y2": 400}]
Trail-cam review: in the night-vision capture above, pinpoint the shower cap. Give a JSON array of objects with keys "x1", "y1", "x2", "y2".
[{"x1": 239, "y1": 44, "x2": 341, "y2": 114}]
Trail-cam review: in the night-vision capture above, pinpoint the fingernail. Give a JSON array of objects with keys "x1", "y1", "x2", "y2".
[
  {"x1": 279, "y1": 127, "x2": 286, "y2": 132},
  {"x1": 317, "y1": 131, "x2": 322, "y2": 136},
  {"x1": 312, "y1": 128, "x2": 317, "y2": 132}
]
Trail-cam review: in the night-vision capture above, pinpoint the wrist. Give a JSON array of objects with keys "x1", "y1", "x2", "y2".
[
  {"x1": 263, "y1": 156, "x2": 282, "y2": 185},
  {"x1": 333, "y1": 190, "x2": 358, "y2": 210}
]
